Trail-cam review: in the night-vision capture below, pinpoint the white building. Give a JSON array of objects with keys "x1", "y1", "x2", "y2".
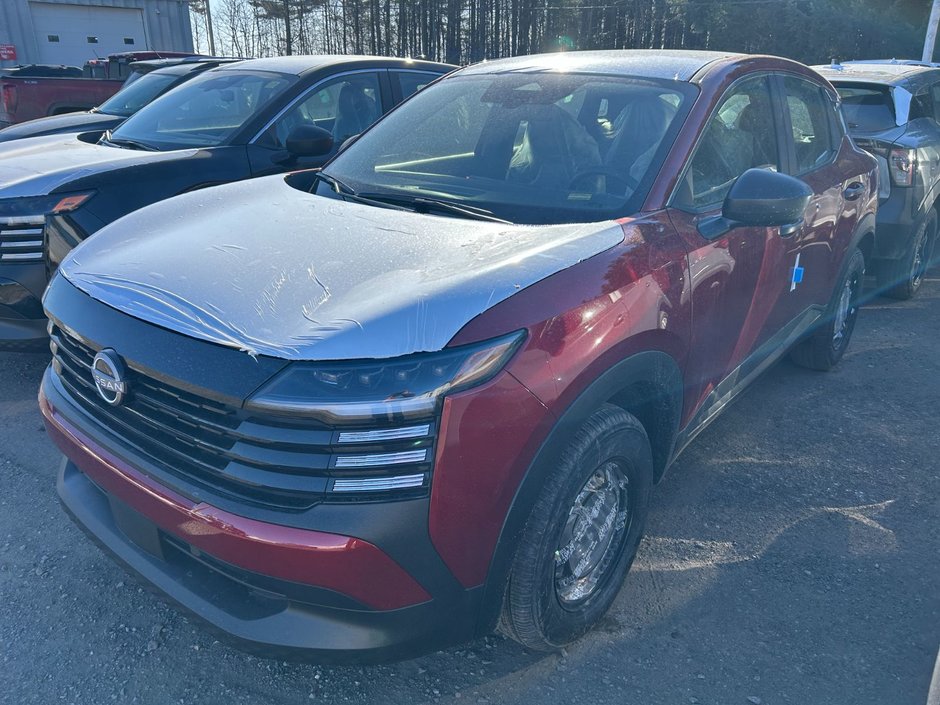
[{"x1": 0, "y1": 0, "x2": 194, "y2": 67}]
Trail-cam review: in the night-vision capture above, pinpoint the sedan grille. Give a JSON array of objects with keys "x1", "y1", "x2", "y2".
[
  {"x1": 49, "y1": 325, "x2": 435, "y2": 510},
  {"x1": 0, "y1": 216, "x2": 44, "y2": 263}
]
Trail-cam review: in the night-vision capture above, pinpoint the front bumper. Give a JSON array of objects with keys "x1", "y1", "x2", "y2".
[
  {"x1": 41, "y1": 372, "x2": 482, "y2": 663},
  {"x1": 0, "y1": 269, "x2": 47, "y2": 350}
]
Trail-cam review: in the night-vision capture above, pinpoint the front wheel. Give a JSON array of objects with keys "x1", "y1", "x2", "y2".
[
  {"x1": 790, "y1": 248, "x2": 865, "y2": 371},
  {"x1": 498, "y1": 405, "x2": 653, "y2": 651}
]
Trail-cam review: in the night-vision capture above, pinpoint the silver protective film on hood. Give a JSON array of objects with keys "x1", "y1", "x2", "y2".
[
  {"x1": 0, "y1": 134, "x2": 195, "y2": 198},
  {"x1": 60, "y1": 175, "x2": 625, "y2": 361}
]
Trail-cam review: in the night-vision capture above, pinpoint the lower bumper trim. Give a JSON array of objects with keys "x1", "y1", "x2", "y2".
[{"x1": 57, "y1": 458, "x2": 478, "y2": 662}]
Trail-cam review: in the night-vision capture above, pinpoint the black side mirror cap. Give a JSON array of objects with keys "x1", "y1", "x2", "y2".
[
  {"x1": 286, "y1": 125, "x2": 334, "y2": 158},
  {"x1": 698, "y1": 168, "x2": 813, "y2": 239}
]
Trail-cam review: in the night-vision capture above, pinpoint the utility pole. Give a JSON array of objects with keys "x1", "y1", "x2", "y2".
[
  {"x1": 924, "y1": 0, "x2": 940, "y2": 63},
  {"x1": 204, "y1": 0, "x2": 216, "y2": 55}
]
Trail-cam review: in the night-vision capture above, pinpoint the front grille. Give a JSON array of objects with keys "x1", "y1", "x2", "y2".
[
  {"x1": 49, "y1": 325, "x2": 436, "y2": 510},
  {"x1": 0, "y1": 216, "x2": 44, "y2": 263}
]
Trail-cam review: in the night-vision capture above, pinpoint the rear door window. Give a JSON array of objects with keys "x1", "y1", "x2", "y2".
[
  {"x1": 394, "y1": 71, "x2": 442, "y2": 101},
  {"x1": 930, "y1": 84, "x2": 940, "y2": 123},
  {"x1": 783, "y1": 76, "x2": 836, "y2": 174}
]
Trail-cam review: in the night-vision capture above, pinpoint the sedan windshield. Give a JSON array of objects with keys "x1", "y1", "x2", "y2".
[
  {"x1": 97, "y1": 71, "x2": 180, "y2": 118},
  {"x1": 108, "y1": 70, "x2": 296, "y2": 150},
  {"x1": 323, "y1": 73, "x2": 694, "y2": 224}
]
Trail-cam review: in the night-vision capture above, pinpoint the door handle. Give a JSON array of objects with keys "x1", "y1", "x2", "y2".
[{"x1": 843, "y1": 182, "x2": 865, "y2": 200}]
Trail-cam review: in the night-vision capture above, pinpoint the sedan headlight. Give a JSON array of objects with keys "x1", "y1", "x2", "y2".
[
  {"x1": 0, "y1": 191, "x2": 94, "y2": 219},
  {"x1": 246, "y1": 331, "x2": 525, "y2": 425}
]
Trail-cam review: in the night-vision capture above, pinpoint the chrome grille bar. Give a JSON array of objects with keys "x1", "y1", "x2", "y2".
[
  {"x1": 337, "y1": 424, "x2": 431, "y2": 444},
  {"x1": 0, "y1": 215, "x2": 45, "y2": 263},
  {"x1": 334, "y1": 449, "x2": 428, "y2": 468},
  {"x1": 1, "y1": 251, "x2": 43, "y2": 261},
  {"x1": 332, "y1": 474, "x2": 426, "y2": 492}
]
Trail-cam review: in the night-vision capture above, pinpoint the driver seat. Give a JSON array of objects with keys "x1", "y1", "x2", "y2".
[
  {"x1": 605, "y1": 95, "x2": 675, "y2": 182},
  {"x1": 506, "y1": 104, "x2": 601, "y2": 189}
]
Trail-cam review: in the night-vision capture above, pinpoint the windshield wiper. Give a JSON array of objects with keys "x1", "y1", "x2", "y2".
[
  {"x1": 312, "y1": 171, "x2": 410, "y2": 212},
  {"x1": 356, "y1": 193, "x2": 511, "y2": 223},
  {"x1": 312, "y1": 173, "x2": 511, "y2": 223},
  {"x1": 102, "y1": 130, "x2": 157, "y2": 151},
  {"x1": 313, "y1": 170, "x2": 357, "y2": 196}
]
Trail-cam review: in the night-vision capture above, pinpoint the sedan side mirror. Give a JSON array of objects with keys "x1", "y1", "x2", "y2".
[
  {"x1": 699, "y1": 168, "x2": 813, "y2": 239},
  {"x1": 286, "y1": 125, "x2": 334, "y2": 158}
]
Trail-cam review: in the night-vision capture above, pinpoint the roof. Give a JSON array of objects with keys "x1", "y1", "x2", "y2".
[
  {"x1": 814, "y1": 61, "x2": 940, "y2": 89},
  {"x1": 846, "y1": 59, "x2": 940, "y2": 68},
  {"x1": 219, "y1": 55, "x2": 454, "y2": 76},
  {"x1": 457, "y1": 50, "x2": 744, "y2": 81},
  {"x1": 132, "y1": 57, "x2": 241, "y2": 74}
]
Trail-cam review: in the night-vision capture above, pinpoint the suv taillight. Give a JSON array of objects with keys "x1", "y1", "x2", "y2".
[
  {"x1": 0, "y1": 84, "x2": 16, "y2": 115},
  {"x1": 888, "y1": 148, "x2": 916, "y2": 186}
]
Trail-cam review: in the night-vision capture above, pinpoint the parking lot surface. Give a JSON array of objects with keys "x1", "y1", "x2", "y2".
[{"x1": 1, "y1": 275, "x2": 938, "y2": 705}]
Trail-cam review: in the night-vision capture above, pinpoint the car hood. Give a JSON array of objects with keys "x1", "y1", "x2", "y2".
[
  {"x1": 59, "y1": 175, "x2": 626, "y2": 361},
  {"x1": 0, "y1": 134, "x2": 196, "y2": 198},
  {"x1": 0, "y1": 112, "x2": 121, "y2": 143}
]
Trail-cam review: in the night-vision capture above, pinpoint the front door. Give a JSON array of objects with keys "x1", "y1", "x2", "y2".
[
  {"x1": 248, "y1": 71, "x2": 386, "y2": 176},
  {"x1": 669, "y1": 73, "x2": 800, "y2": 424},
  {"x1": 773, "y1": 74, "x2": 847, "y2": 324}
]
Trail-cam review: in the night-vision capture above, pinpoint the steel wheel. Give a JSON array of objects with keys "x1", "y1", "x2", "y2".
[
  {"x1": 910, "y1": 224, "x2": 930, "y2": 291},
  {"x1": 499, "y1": 405, "x2": 653, "y2": 652},
  {"x1": 554, "y1": 461, "x2": 632, "y2": 607},
  {"x1": 831, "y1": 274, "x2": 855, "y2": 350}
]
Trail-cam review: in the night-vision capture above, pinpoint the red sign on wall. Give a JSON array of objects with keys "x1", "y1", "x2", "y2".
[{"x1": 0, "y1": 45, "x2": 16, "y2": 61}]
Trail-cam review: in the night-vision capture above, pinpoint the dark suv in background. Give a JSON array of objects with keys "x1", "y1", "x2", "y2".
[
  {"x1": 816, "y1": 61, "x2": 940, "y2": 298},
  {"x1": 0, "y1": 55, "x2": 452, "y2": 350},
  {"x1": 0, "y1": 57, "x2": 242, "y2": 143}
]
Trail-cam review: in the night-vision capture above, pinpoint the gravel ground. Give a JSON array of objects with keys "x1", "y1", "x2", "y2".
[{"x1": 1, "y1": 275, "x2": 938, "y2": 705}]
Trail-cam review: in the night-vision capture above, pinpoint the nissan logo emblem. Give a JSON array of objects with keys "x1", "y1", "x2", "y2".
[{"x1": 91, "y1": 349, "x2": 128, "y2": 406}]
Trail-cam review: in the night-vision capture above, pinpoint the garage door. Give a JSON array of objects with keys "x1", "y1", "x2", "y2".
[{"x1": 30, "y1": 2, "x2": 146, "y2": 66}]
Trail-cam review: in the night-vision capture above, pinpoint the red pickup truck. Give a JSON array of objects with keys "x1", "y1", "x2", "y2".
[{"x1": 0, "y1": 51, "x2": 195, "y2": 127}]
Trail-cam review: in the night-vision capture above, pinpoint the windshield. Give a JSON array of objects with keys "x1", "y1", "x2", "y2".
[
  {"x1": 323, "y1": 73, "x2": 694, "y2": 224},
  {"x1": 109, "y1": 70, "x2": 296, "y2": 150},
  {"x1": 97, "y1": 71, "x2": 180, "y2": 117},
  {"x1": 835, "y1": 84, "x2": 897, "y2": 131}
]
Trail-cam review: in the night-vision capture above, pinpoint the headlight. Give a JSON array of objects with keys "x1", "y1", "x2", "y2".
[
  {"x1": 0, "y1": 191, "x2": 94, "y2": 219},
  {"x1": 246, "y1": 331, "x2": 525, "y2": 425}
]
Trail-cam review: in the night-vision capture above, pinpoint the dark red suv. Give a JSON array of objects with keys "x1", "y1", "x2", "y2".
[{"x1": 39, "y1": 50, "x2": 877, "y2": 662}]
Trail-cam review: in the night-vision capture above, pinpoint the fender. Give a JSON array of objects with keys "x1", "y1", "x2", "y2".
[{"x1": 474, "y1": 350, "x2": 683, "y2": 636}]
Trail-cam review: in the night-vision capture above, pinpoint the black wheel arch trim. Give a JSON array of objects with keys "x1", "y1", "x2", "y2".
[
  {"x1": 474, "y1": 350, "x2": 682, "y2": 637},
  {"x1": 850, "y1": 211, "x2": 877, "y2": 269}
]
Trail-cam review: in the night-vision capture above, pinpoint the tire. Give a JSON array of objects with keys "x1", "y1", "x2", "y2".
[
  {"x1": 878, "y1": 209, "x2": 937, "y2": 300},
  {"x1": 498, "y1": 404, "x2": 653, "y2": 652},
  {"x1": 790, "y1": 248, "x2": 865, "y2": 371}
]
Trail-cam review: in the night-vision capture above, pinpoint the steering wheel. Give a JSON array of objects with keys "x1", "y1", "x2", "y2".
[{"x1": 568, "y1": 167, "x2": 638, "y2": 195}]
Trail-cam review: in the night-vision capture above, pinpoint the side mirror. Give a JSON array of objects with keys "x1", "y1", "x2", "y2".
[
  {"x1": 285, "y1": 125, "x2": 334, "y2": 158},
  {"x1": 699, "y1": 168, "x2": 813, "y2": 239}
]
